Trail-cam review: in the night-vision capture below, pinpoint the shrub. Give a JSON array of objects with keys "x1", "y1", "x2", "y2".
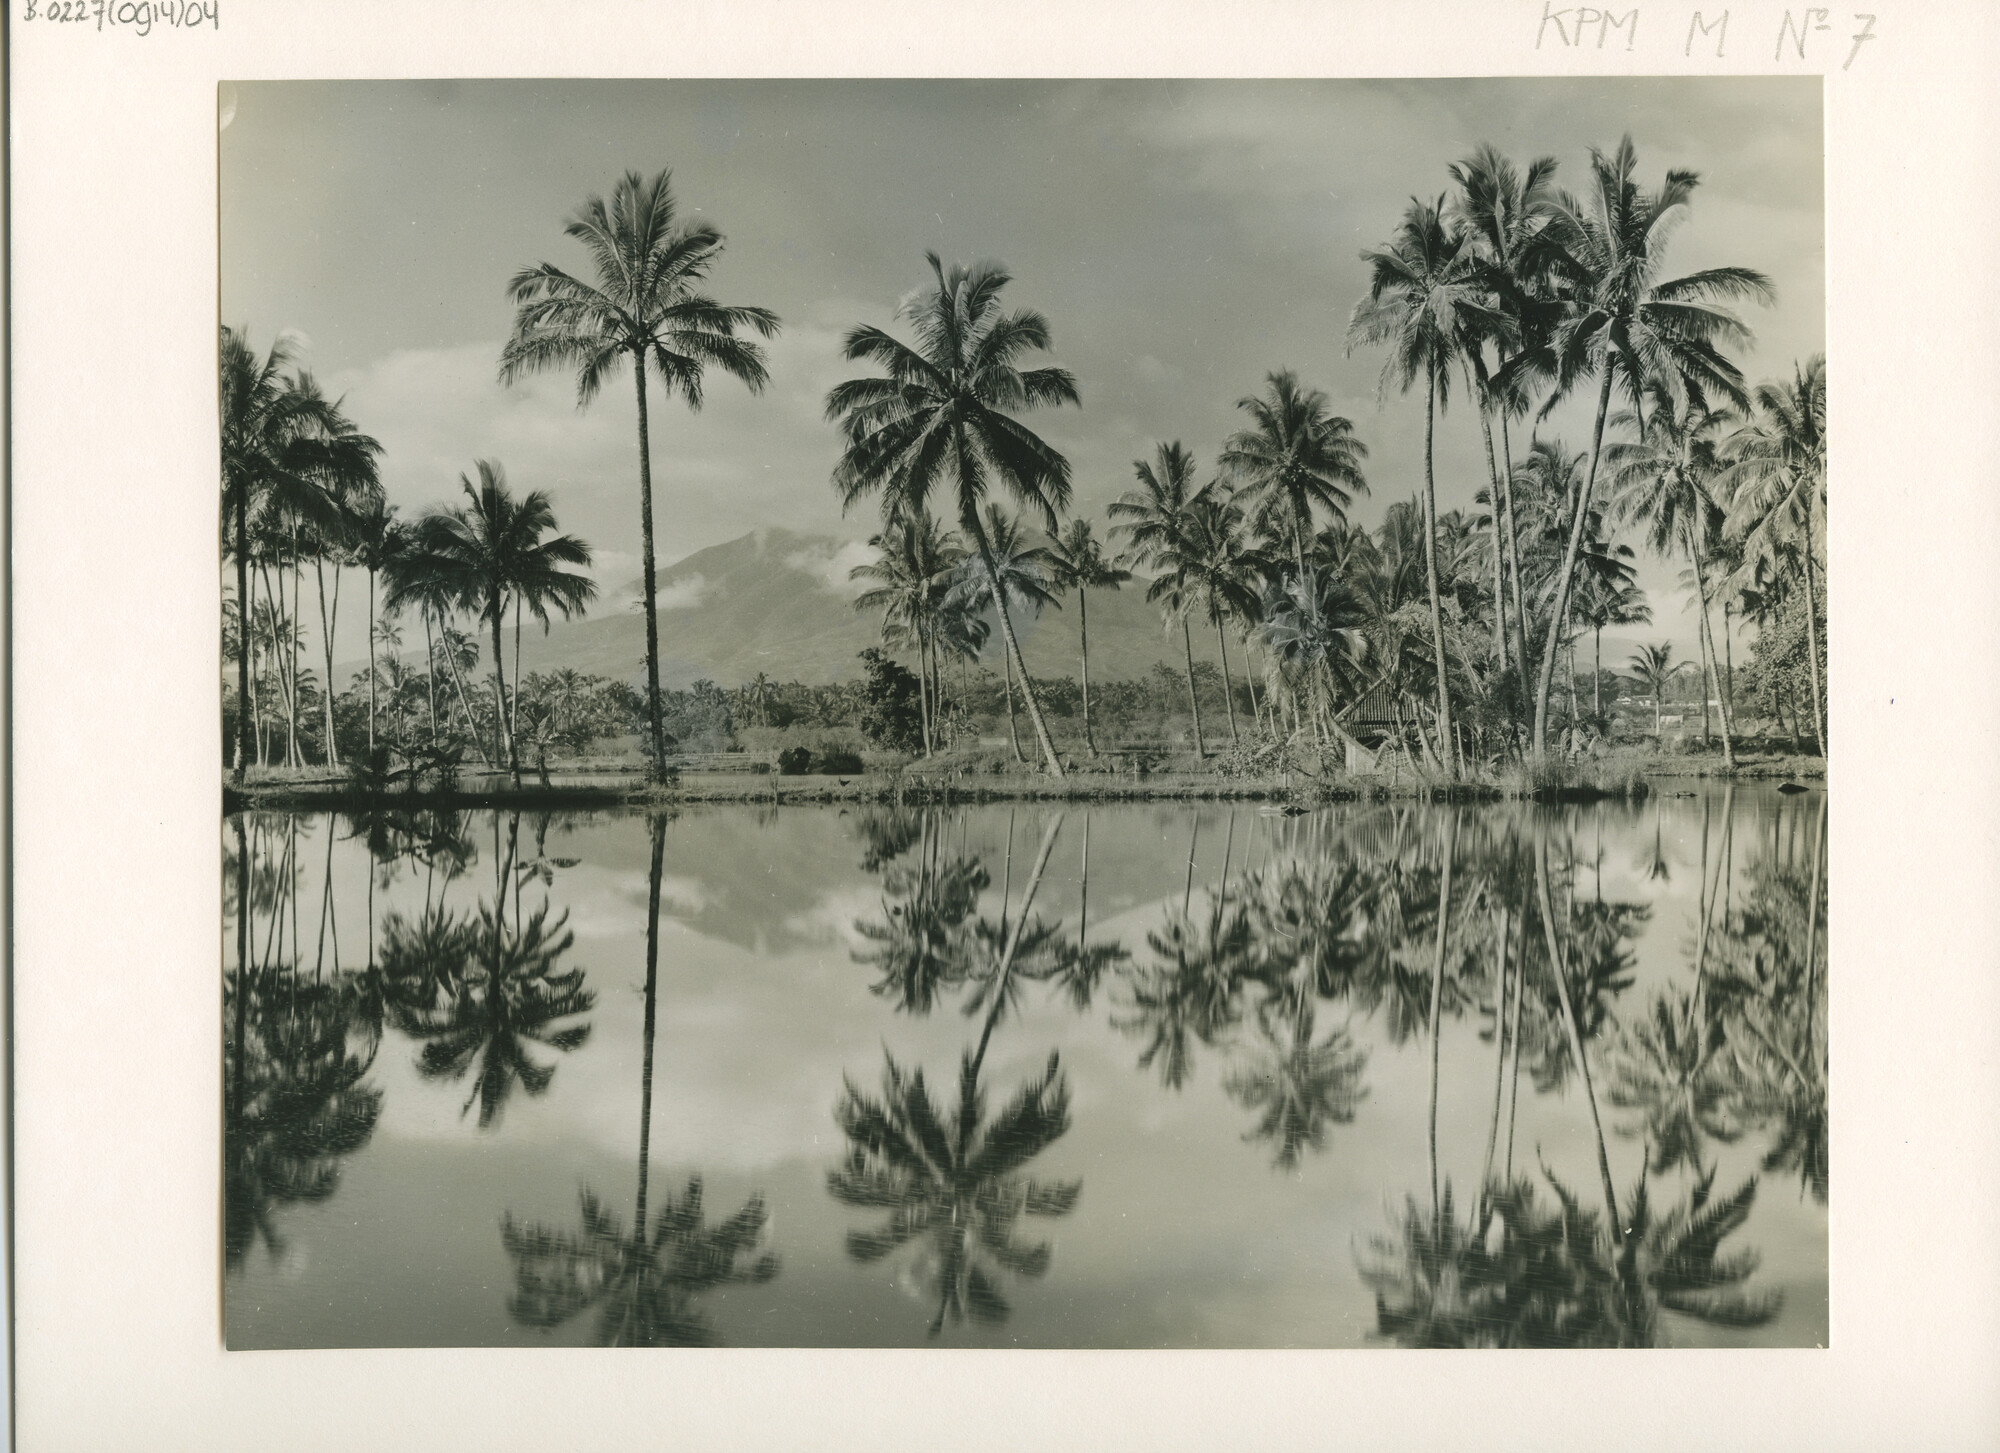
[{"x1": 777, "y1": 746, "x2": 815, "y2": 775}]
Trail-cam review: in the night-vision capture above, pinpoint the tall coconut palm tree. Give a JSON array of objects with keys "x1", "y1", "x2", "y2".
[
  {"x1": 1045, "y1": 518, "x2": 1130, "y2": 756},
  {"x1": 403, "y1": 463, "x2": 595, "y2": 779},
  {"x1": 1109, "y1": 442, "x2": 1211, "y2": 756},
  {"x1": 1608, "y1": 385, "x2": 1737, "y2": 764},
  {"x1": 1350, "y1": 197, "x2": 1501, "y2": 779},
  {"x1": 1718, "y1": 354, "x2": 1827, "y2": 752},
  {"x1": 824, "y1": 254, "x2": 1080, "y2": 777},
  {"x1": 1217, "y1": 369, "x2": 1369, "y2": 582},
  {"x1": 1449, "y1": 146, "x2": 1561, "y2": 694},
  {"x1": 500, "y1": 168, "x2": 780, "y2": 780},
  {"x1": 220, "y1": 325, "x2": 381, "y2": 780},
  {"x1": 1515, "y1": 136, "x2": 1773, "y2": 761}
]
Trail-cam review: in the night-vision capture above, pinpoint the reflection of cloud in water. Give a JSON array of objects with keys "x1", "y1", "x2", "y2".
[{"x1": 780, "y1": 885, "x2": 879, "y2": 951}]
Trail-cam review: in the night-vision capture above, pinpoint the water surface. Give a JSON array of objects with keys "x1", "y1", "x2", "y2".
[{"x1": 223, "y1": 785, "x2": 1828, "y2": 1348}]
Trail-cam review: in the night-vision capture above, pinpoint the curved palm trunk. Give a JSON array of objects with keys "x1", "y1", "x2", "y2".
[
  {"x1": 1534, "y1": 366, "x2": 1615, "y2": 761},
  {"x1": 1427, "y1": 809, "x2": 1459, "y2": 1221},
  {"x1": 968, "y1": 526, "x2": 1065, "y2": 778},
  {"x1": 1535, "y1": 822, "x2": 1621, "y2": 1241},
  {"x1": 1419, "y1": 360, "x2": 1458, "y2": 778},
  {"x1": 636, "y1": 814, "x2": 666, "y2": 1232},
  {"x1": 1078, "y1": 590, "x2": 1097, "y2": 756},
  {"x1": 1686, "y1": 524, "x2": 1736, "y2": 769},
  {"x1": 1002, "y1": 650, "x2": 1025, "y2": 763},
  {"x1": 1801, "y1": 491, "x2": 1826, "y2": 754},
  {"x1": 971, "y1": 813, "x2": 1065, "y2": 1077},
  {"x1": 439, "y1": 628, "x2": 494, "y2": 768},
  {"x1": 915, "y1": 630, "x2": 933, "y2": 757},
  {"x1": 631, "y1": 352, "x2": 671, "y2": 781},
  {"x1": 1182, "y1": 619, "x2": 1206, "y2": 758},
  {"x1": 1214, "y1": 613, "x2": 1240, "y2": 746},
  {"x1": 233, "y1": 494, "x2": 253, "y2": 782}
]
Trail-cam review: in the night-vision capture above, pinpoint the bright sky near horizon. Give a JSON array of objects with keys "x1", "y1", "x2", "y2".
[{"x1": 220, "y1": 77, "x2": 1824, "y2": 670}]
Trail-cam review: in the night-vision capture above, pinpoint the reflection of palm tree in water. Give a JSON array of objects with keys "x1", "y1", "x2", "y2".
[
  {"x1": 831, "y1": 813, "x2": 1084, "y2": 1338},
  {"x1": 388, "y1": 812, "x2": 595, "y2": 1128},
  {"x1": 502, "y1": 814, "x2": 780, "y2": 1345},
  {"x1": 225, "y1": 816, "x2": 383, "y2": 1272}
]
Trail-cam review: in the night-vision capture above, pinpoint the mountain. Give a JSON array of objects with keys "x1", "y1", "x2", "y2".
[{"x1": 498, "y1": 526, "x2": 1238, "y2": 690}]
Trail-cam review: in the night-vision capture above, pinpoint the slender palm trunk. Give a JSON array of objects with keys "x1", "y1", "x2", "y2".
[
  {"x1": 440, "y1": 629, "x2": 492, "y2": 767},
  {"x1": 1594, "y1": 628, "x2": 1603, "y2": 720},
  {"x1": 315, "y1": 555, "x2": 341, "y2": 768},
  {"x1": 1470, "y1": 364, "x2": 1509, "y2": 676},
  {"x1": 1503, "y1": 904, "x2": 1525, "y2": 1180},
  {"x1": 1182, "y1": 619, "x2": 1206, "y2": 757},
  {"x1": 971, "y1": 813, "x2": 1065, "y2": 1077},
  {"x1": 233, "y1": 495, "x2": 253, "y2": 782},
  {"x1": 1535, "y1": 823, "x2": 1621, "y2": 1240},
  {"x1": 510, "y1": 596, "x2": 524, "y2": 759},
  {"x1": 1534, "y1": 366, "x2": 1615, "y2": 760},
  {"x1": 1478, "y1": 905, "x2": 1511, "y2": 1217},
  {"x1": 1078, "y1": 589, "x2": 1097, "y2": 756},
  {"x1": 631, "y1": 352, "x2": 670, "y2": 780},
  {"x1": 1687, "y1": 524, "x2": 1736, "y2": 769},
  {"x1": 1722, "y1": 602, "x2": 1735, "y2": 719},
  {"x1": 1417, "y1": 364, "x2": 1458, "y2": 778},
  {"x1": 1801, "y1": 491, "x2": 1826, "y2": 754},
  {"x1": 290, "y1": 534, "x2": 305, "y2": 767},
  {"x1": 967, "y1": 518, "x2": 1065, "y2": 777},
  {"x1": 487, "y1": 597, "x2": 514, "y2": 774},
  {"x1": 915, "y1": 628, "x2": 933, "y2": 757},
  {"x1": 423, "y1": 611, "x2": 439, "y2": 743},
  {"x1": 1496, "y1": 404, "x2": 1533, "y2": 731},
  {"x1": 1427, "y1": 810, "x2": 1460, "y2": 1221},
  {"x1": 636, "y1": 814, "x2": 666, "y2": 1233},
  {"x1": 1214, "y1": 613, "x2": 1240, "y2": 746},
  {"x1": 1001, "y1": 648, "x2": 1025, "y2": 763},
  {"x1": 231, "y1": 815, "x2": 251, "y2": 1120},
  {"x1": 366, "y1": 566, "x2": 379, "y2": 754}
]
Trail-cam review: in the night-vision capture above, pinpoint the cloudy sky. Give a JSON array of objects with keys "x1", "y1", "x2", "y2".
[{"x1": 221, "y1": 77, "x2": 1823, "y2": 666}]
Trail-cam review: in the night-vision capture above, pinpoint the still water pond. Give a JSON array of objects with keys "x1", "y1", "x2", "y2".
[{"x1": 223, "y1": 786, "x2": 1827, "y2": 1348}]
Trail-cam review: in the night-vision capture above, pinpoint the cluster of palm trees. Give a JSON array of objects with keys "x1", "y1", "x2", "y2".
[
  {"x1": 833, "y1": 136, "x2": 1826, "y2": 781},
  {"x1": 223, "y1": 329, "x2": 603, "y2": 784}
]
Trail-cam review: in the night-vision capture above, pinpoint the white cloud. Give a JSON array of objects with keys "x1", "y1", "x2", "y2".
[
  {"x1": 650, "y1": 573, "x2": 714, "y2": 613},
  {"x1": 783, "y1": 539, "x2": 876, "y2": 598}
]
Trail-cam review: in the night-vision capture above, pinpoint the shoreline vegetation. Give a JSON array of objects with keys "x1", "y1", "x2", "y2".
[
  {"x1": 224, "y1": 141, "x2": 1828, "y2": 810},
  {"x1": 223, "y1": 742, "x2": 1825, "y2": 814}
]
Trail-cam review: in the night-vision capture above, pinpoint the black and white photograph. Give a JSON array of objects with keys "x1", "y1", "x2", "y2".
[{"x1": 217, "y1": 77, "x2": 1829, "y2": 1349}]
